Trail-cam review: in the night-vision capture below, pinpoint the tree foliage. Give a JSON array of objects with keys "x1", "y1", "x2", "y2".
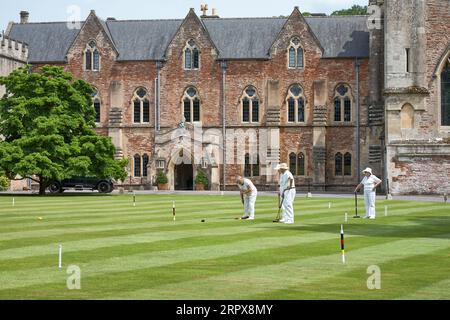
[
  {"x1": 0, "y1": 175, "x2": 10, "y2": 191},
  {"x1": 331, "y1": 5, "x2": 368, "y2": 16},
  {"x1": 0, "y1": 66, "x2": 128, "y2": 194}
]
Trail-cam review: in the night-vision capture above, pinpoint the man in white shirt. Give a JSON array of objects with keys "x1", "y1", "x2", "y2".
[
  {"x1": 236, "y1": 176, "x2": 257, "y2": 220},
  {"x1": 275, "y1": 163, "x2": 296, "y2": 224},
  {"x1": 355, "y1": 167, "x2": 382, "y2": 219}
]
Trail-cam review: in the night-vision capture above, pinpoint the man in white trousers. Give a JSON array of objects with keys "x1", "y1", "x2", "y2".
[
  {"x1": 236, "y1": 176, "x2": 257, "y2": 220},
  {"x1": 355, "y1": 167, "x2": 382, "y2": 219},
  {"x1": 276, "y1": 163, "x2": 296, "y2": 224}
]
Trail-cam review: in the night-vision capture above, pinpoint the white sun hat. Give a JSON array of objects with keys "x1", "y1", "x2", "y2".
[
  {"x1": 362, "y1": 167, "x2": 373, "y2": 174},
  {"x1": 275, "y1": 163, "x2": 289, "y2": 170}
]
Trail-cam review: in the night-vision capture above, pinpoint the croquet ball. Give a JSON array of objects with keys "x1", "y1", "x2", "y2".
[
  {"x1": 38, "y1": 217, "x2": 43, "y2": 220},
  {"x1": 201, "y1": 219, "x2": 205, "y2": 222}
]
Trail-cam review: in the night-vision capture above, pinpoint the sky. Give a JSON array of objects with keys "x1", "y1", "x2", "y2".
[{"x1": 1, "y1": 0, "x2": 368, "y2": 31}]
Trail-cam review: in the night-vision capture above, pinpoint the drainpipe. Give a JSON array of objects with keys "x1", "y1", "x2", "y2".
[
  {"x1": 156, "y1": 61, "x2": 162, "y2": 132},
  {"x1": 355, "y1": 58, "x2": 361, "y2": 183},
  {"x1": 220, "y1": 60, "x2": 227, "y2": 191}
]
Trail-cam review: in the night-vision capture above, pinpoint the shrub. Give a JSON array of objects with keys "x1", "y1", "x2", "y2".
[
  {"x1": 155, "y1": 170, "x2": 168, "y2": 185},
  {"x1": 0, "y1": 176, "x2": 10, "y2": 191},
  {"x1": 195, "y1": 169, "x2": 209, "y2": 186}
]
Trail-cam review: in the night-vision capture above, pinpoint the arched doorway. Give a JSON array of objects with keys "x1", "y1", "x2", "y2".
[{"x1": 175, "y1": 163, "x2": 193, "y2": 190}]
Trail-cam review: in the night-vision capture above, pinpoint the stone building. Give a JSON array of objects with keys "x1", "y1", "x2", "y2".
[
  {"x1": 383, "y1": 0, "x2": 450, "y2": 195},
  {"x1": 0, "y1": 15, "x2": 29, "y2": 191},
  {"x1": 3, "y1": 1, "x2": 450, "y2": 194}
]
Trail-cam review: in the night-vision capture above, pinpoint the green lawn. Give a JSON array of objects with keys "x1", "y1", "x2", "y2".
[{"x1": 0, "y1": 193, "x2": 449, "y2": 300}]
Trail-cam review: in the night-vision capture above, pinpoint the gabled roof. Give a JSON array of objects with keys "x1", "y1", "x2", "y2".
[
  {"x1": 7, "y1": 12, "x2": 370, "y2": 63},
  {"x1": 107, "y1": 19, "x2": 182, "y2": 61},
  {"x1": 306, "y1": 16, "x2": 369, "y2": 58},
  {"x1": 8, "y1": 22, "x2": 79, "y2": 62},
  {"x1": 203, "y1": 18, "x2": 286, "y2": 59}
]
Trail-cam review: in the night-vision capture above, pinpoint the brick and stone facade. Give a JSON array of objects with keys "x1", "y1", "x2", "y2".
[
  {"x1": 384, "y1": 0, "x2": 450, "y2": 194},
  {"x1": 4, "y1": 1, "x2": 450, "y2": 194}
]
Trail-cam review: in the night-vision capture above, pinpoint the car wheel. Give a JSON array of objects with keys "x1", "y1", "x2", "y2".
[
  {"x1": 48, "y1": 182, "x2": 62, "y2": 194},
  {"x1": 97, "y1": 181, "x2": 112, "y2": 193}
]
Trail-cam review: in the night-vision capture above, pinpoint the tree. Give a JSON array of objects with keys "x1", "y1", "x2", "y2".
[
  {"x1": 0, "y1": 66, "x2": 128, "y2": 195},
  {"x1": 331, "y1": 5, "x2": 368, "y2": 16}
]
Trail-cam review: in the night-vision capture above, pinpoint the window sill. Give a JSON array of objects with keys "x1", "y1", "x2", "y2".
[
  {"x1": 331, "y1": 122, "x2": 354, "y2": 126},
  {"x1": 286, "y1": 122, "x2": 307, "y2": 125}
]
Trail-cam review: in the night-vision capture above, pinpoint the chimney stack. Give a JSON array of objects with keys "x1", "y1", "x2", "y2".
[{"x1": 20, "y1": 11, "x2": 29, "y2": 24}]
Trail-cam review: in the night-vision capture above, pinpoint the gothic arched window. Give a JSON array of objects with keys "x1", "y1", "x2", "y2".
[
  {"x1": 288, "y1": 37, "x2": 304, "y2": 69},
  {"x1": 92, "y1": 89, "x2": 101, "y2": 123},
  {"x1": 241, "y1": 86, "x2": 259, "y2": 123},
  {"x1": 344, "y1": 153, "x2": 352, "y2": 176},
  {"x1": 334, "y1": 84, "x2": 352, "y2": 122},
  {"x1": 182, "y1": 87, "x2": 201, "y2": 123},
  {"x1": 85, "y1": 40, "x2": 100, "y2": 71},
  {"x1": 244, "y1": 153, "x2": 260, "y2": 177},
  {"x1": 142, "y1": 154, "x2": 149, "y2": 177},
  {"x1": 132, "y1": 88, "x2": 150, "y2": 124},
  {"x1": 286, "y1": 84, "x2": 305, "y2": 123},
  {"x1": 134, "y1": 154, "x2": 141, "y2": 177},
  {"x1": 184, "y1": 39, "x2": 199, "y2": 70},
  {"x1": 289, "y1": 152, "x2": 306, "y2": 176},
  {"x1": 335, "y1": 152, "x2": 343, "y2": 176}
]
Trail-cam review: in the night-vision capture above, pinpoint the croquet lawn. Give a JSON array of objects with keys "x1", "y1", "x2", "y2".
[{"x1": 0, "y1": 194, "x2": 449, "y2": 300}]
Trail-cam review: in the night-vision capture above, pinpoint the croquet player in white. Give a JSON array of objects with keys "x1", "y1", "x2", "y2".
[
  {"x1": 276, "y1": 163, "x2": 296, "y2": 224},
  {"x1": 236, "y1": 176, "x2": 257, "y2": 220},
  {"x1": 354, "y1": 167, "x2": 382, "y2": 219}
]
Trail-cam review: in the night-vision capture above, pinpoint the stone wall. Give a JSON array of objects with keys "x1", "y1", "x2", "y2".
[
  {"x1": 384, "y1": 0, "x2": 450, "y2": 195},
  {"x1": 0, "y1": 35, "x2": 28, "y2": 191}
]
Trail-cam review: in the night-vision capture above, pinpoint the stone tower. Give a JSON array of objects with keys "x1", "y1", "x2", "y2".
[
  {"x1": 0, "y1": 34, "x2": 28, "y2": 97},
  {"x1": 384, "y1": 0, "x2": 450, "y2": 195}
]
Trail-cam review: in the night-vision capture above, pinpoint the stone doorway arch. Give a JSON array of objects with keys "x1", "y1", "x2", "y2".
[{"x1": 167, "y1": 148, "x2": 194, "y2": 190}]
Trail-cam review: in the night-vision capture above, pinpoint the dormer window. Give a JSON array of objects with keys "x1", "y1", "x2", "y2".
[
  {"x1": 184, "y1": 39, "x2": 199, "y2": 70},
  {"x1": 288, "y1": 37, "x2": 304, "y2": 69},
  {"x1": 85, "y1": 40, "x2": 100, "y2": 71}
]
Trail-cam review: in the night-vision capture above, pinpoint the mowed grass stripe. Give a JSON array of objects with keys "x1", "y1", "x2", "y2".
[
  {"x1": 0, "y1": 196, "x2": 418, "y2": 217},
  {"x1": 0, "y1": 200, "x2": 444, "y2": 252},
  {"x1": 0, "y1": 232, "x2": 340, "y2": 290},
  {"x1": 0, "y1": 199, "x2": 438, "y2": 232},
  {"x1": 249, "y1": 247, "x2": 450, "y2": 300},
  {"x1": 0, "y1": 224, "x2": 277, "y2": 260},
  {"x1": 0, "y1": 205, "x2": 434, "y2": 252},
  {"x1": 0, "y1": 195, "x2": 448, "y2": 299},
  {"x1": 108, "y1": 235, "x2": 450, "y2": 300}
]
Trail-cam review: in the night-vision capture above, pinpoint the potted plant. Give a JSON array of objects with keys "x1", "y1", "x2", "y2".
[
  {"x1": 194, "y1": 169, "x2": 209, "y2": 191},
  {"x1": 155, "y1": 170, "x2": 169, "y2": 190}
]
